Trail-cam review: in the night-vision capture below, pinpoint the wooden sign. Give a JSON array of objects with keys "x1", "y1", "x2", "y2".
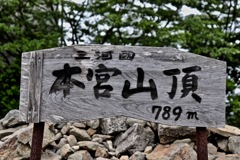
[{"x1": 19, "y1": 45, "x2": 226, "y2": 127}]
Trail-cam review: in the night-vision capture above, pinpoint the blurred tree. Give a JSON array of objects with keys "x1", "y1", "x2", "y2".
[{"x1": 0, "y1": 0, "x2": 62, "y2": 117}]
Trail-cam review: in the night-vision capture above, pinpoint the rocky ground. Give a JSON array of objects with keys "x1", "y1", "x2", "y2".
[{"x1": 0, "y1": 110, "x2": 240, "y2": 160}]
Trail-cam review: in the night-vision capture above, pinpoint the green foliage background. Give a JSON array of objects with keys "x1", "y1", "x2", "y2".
[{"x1": 0, "y1": 0, "x2": 240, "y2": 127}]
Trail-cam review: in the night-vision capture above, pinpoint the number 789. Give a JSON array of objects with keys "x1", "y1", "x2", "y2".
[{"x1": 152, "y1": 106, "x2": 182, "y2": 121}]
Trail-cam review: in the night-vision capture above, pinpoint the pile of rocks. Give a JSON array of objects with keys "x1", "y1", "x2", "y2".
[{"x1": 0, "y1": 110, "x2": 240, "y2": 160}]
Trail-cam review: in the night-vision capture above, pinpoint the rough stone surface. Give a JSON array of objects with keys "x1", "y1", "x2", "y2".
[
  {"x1": 61, "y1": 124, "x2": 71, "y2": 135},
  {"x1": 209, "y1": 125, "x2": 240, "y2": 137},
  {"x1": 68, "y1": 151, "x2": 83, "y2": 160},
  {"x1": 0, "y1": 128, "x2": 19, "y2": 141},
  {"x1": 95, "y1": 146, "x2": 109, "y2": 158},
  {"x1": 217, "y1": 138, "x2": 229, "y2": 152},
  {"x1": 104, "y1": 140, "x2": 115, "y2": 152},
  {"x1": 92, "y1": 137, "x2": 103, "y2": 143},
  {"x1": 54, "y1": 132, "x2": 63, "y2": 141},
  {"x1": 73, "y1": 122, "x2": 86, "y2": 129},
  {"x1": 1, "y1": 109, "x2": 240, "y2": 160},
  {"x1": 158, "y1": 124, "x2": 196, "y2": 144},
  {"x1": 92, "y1": 134, "x2": 113, "y2": 140},
  {"x1": 42, "y1": 123, "x2": 56, "y2": 148},
  {"x1": 0, "y1": 126, "x2": 32, "y2": 160},
  {"x1": 67, "y1": 135, "x2": 77, "y2": 147},
  {"x1": 86, "y1": 119, "x2": 100, "y2": 129},
  {"x1": 173, "y1": 138, "x2": 192, "y2": 144},
  {"x1": 129, "y1": 151, "x2": 146, "y2": 160},
  {"x1": 225, "y1": 154, "x2": 240, "y2": 160},
  {"x1": 114, "y1": 123, "x2": 154, "y2": 156},
  {"x1": 228, "y1": 136, "x2": 240, "y2": 154},
  {"x1": 208, "y1": 143, "x2": 218, "y2": 155},
  {"x1": 79, "y1": 150, "x2": 93, "y2": 160},
  {"x1": 125, "y1": 118, "x2": 146, "y2": 127},
  {"x1": 87, "y1": 128, "x2": 97, "y2": 136},
  {"x1": 144, "y1": 146, "x2": 153, "y2": 154},
  {"x1": 56, "y1": 144, "x2": 73, "y2": 158},
  {"x1": 1, "y1": 110, "x2": 25, "y2": 128},
  {"x1": 17, "y1": 125, "x2": 33, "y2": 145},
  {"x1": 100, "y1": 116, "x2": 127, "y2": 134},
  {"x1": 57, "y1": 138, "x2": 68, "y2": 148},
  {"x1": 70, "y1": 127, "x2": 91, "y2": 141},
  {"x1": 120, "y1": 155, "x2": 129, "y2": 160},
  {"x1": 42, "y1": 150, "x2": 61, "y2": 160},
  {"x1": 96, "y1": 158, "x2": 110, "y2": 160},
  {"x1": 78, "y1": 141, "x2": 104, "y2": 151},
  {"x1": 146, "y1": 143, "x2": 197, "y2": 160}
]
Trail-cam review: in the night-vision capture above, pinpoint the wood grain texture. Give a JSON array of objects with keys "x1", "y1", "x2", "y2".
[{"x1": 19, "y1": 45, "x2": 226, "y2": 127}]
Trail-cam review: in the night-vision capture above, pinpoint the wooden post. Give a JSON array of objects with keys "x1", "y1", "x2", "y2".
[
  {"x1": 30, "y1": 122, "x2": 45, "y2": 160},
  {"x1": 196, "y1": 127, "x2": 208, "y2": 160}
]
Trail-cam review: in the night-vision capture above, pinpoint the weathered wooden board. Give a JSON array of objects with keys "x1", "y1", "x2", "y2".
[{"x1": 19, "y1": 45, "x2": 226, "y2": 127}]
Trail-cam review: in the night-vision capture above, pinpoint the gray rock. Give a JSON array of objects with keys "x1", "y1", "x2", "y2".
[
  {"x1": 95, "y1": 146, "x2": 109, "y2": 158},
  {"x1": 86, "y1": 119, "x2": 100, "y2": 129},
  {"x1": 108, "y1": 152, "x2": 116, "y2": 156},
  {"x1": 216, "y1": 152, "x2": 226, "y2": 159},
  {"x1": 149, "y1": 122, "x2": 158, "y2": 131},
  {"x1": 61, "y1": 123, "x2": 72, "y2": 135},
  {"x1": 68, "y1": 151, "x2": 83, "y2": 160},
  {"x1": 114, "y1": 123, "x2": 155, "y2": 156},
  {"x1": 57, "y1": 138, "x2": 68, "y2": 148},
  {"x1": 55, "y1": 122, "x2": 66, "y2": 129},
  {"x1": 228, "y1": 136, "x2": 240, "y2": 154},
  {"x1": 87, "y1": 128, "x2": 97, "y2": 136},
  {"x1": 54, "y1": 132, "x2": 63, "y2": 141},
  {"x1": 208, "y1": 143, "x2": 218, "y2": 155},
  {"x1": 129, "y1": 151, "x2": 146, "y2": 160},
  {"x1": 158, "y1": 124, "x2": 196, "y2": 144},
  {"x1": 120, "y1": 155, "x2": 129, "y2": 160},
  {"x1": 0, "y1": 125, "x2": 33, "y2": 159},
  {"x1": 92, "y1": 134, "x2": 113, "y2": 140},
  {"x1": 92, "y1": 137, "x2": 103, "y2": 143},
  {"x1": 111, "y1": 157, "x2": 119, "y2": 160},
  {"x1": 56, "y1": 144, "x2": 73, "y2": 158},
  {"x1": 67, "y1": 135, "x2": 77, "y2": 147},
  {"x1": 208, "y1": 155, "x2": 218, "y2": 160},
  {"x1": 96, "y1": 158, "x2": 110, "y2": 160},
  {"x1": 217, "y1": 138, "x2": 229, "y2": 152},
  {"x1": 144, "y1": 146, "x2": 153, "y2": 154},
  {"x1": 225, "y1": 154, "x2": 240, "y2": 160},
  {"x1": 1, "y1": 110, "x2": 25, "y2": 128},
  {"x1": 70, "y1": 126, "x2": 91, "y2": 141},
  {"x1": 126, "y1": 118, "x2": 146, "y2": 127},
  {"x1": 78, "y1": 141, "x2": 104, "y2": 151},
  {"x1": 79, "y1": 150, "x2": 93, "y2": 160},
  {"x1": 100, "y1": 116, "x2": 127, "y2": 134},
  {"x1": 42, "y1": 150, "x2": 61, "y2": 160},
  {"x1": 17, "y1": 125, "x2": 33, "y2": 145},
  {"x1": 103, "y1": 140, "x2": 115, "y2": 152},
  {"x1": 173, "y1": 138, "x2": 192, "y2": 144},
  {"x1": 49, "y1": 141, "x2": 58, "y2": 148},
  {"x1": 72, "y1": 145, "x2": 80, "y2": 151},
  {"x1": 209, "y1": 125, "x2": 240, "y2": 137},
  {"x1": 146, "y1": 143, "x2": 197, "y2": 160},
  {"x1": 73, "y1": 122, "x2": 86, "y2": 129},
  {"x1": 0, "y1": 128, "x2": 18, "y2": 140}
]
